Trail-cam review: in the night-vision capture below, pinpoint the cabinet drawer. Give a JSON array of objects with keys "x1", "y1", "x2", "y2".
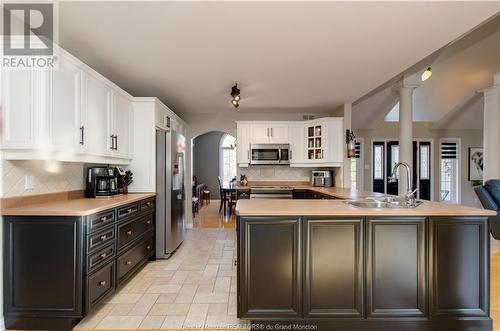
[
  {"x1": 117, "y1": 214, "x2": 154, "y2": 250},
  {"x1": 117, "y1": 203, "x2": 140, "y2": 220},
  {"x1": 88, "y1": 210, "x2": 115, "y2": 234},
  {"x1": 87, "y1": 226, "x2": 115, "y2": 254},
  {"x1": 117, "y1": 236, "x2": 153, "y2": 283},
  {"x1": 87, "y1": 262, "x2": 115, "y2": 311},
  {"x1": 88, "y1": 244, "x2": 115, "y2": 274},
  {"x1": 141, "y1": 199, "x2": 155, "y2": 212}
]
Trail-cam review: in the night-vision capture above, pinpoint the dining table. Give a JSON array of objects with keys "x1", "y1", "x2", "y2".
[{"x1": 220, "y1": 183, "x2": 237, "y2": 216}]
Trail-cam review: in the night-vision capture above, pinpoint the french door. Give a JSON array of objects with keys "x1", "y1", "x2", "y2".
[{"x1": 372, "y1": 140, "x2": 432, "y2": 200}]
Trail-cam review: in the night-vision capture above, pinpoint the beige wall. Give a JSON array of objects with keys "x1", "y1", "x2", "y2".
[{"x1": 355, "y1": 122, "x2": 483, "y2": 207}]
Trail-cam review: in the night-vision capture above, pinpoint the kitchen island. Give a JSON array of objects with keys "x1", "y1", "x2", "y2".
[{"x1": 235, "y1": 189, "x2": 496, "y2": 331}]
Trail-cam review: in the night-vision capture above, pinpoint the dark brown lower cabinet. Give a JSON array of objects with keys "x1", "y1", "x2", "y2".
[
  {"x1": 304, "y1": 218, "x2": 363, "y2": 318},
  {"x1": 3, "y1": 197, "x2": 155, "y2": 330},
  {"x1": 366, "y1": 217, "x2": 426, "y2": 317},
  {"x1": 238, "y1": 217, "x2": 301, "y2": 318},
  {"x1": 430, "y1": 217, "x2": 489, "y2": 317},
  {"x1": 238, "y1": 215, "x2": 491, "y2": 330},
  {"x1": 4, "y1": 217, "x2": 85, "y2": 330}
]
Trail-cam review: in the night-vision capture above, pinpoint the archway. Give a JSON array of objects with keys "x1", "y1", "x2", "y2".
[{"x1": 191, "y1": 131, "x2": 236, "y2": 201}]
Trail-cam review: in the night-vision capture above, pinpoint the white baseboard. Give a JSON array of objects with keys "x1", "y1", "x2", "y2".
[{"x1": 0, "y1": 316, "x2": 5, "y2": 331}]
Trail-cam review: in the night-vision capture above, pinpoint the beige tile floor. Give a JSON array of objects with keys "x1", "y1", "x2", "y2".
[{"x1": 75, "y1": 227, "x2": 249, "y2": 330}]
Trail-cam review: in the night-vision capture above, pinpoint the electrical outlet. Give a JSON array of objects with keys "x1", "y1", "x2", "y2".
[{"x1": 24, "y1": 175, "x2": 34, "y2": 190}]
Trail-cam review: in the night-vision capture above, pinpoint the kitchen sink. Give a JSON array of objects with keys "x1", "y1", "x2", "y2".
[{"x1": 345, "y1": 199, "x2": 423, "y2": 209}]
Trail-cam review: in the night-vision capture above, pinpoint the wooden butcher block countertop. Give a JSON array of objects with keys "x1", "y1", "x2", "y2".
[
  {"x1": 235, "y1": 185, "x2": 495, "y2": 217},
  {"x1": 1, "y1": 191, "x2": 156, "y2": 217}
]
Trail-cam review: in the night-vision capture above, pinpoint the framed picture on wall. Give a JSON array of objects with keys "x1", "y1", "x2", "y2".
[{"x1": 468, "y1": 147, "x2": 483, "y2": 181}]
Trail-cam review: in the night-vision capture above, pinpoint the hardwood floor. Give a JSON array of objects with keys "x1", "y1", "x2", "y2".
[{"x1": 193, "y1": 200, "x2": 236, "y2": 229}]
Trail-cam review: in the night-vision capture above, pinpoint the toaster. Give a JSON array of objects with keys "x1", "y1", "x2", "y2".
[{"x1": 311, "y1": 170, "x2": 333, "y2": 187}]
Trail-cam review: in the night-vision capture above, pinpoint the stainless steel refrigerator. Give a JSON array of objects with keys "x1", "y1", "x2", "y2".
[{"x1": 156, "y1": 128, "x2": 186, "y2": 259}]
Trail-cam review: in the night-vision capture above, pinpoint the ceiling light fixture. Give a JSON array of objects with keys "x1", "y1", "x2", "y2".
[
  {"x1": 421, "y1": 67, "x2": 432, "y2": 81},
  {"x1": 231, "y1": 84, "x2": 240, "y2": 108}
]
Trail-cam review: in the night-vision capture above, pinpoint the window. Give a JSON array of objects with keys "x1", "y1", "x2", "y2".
[
  {"x1": 420, "y1": 145, "x2": 430, "y2": 180},
  {"x1": 374, "y1": 145, "x2": 384, "y2": 180},
  {"x1": 440, "y1": 140, "x2": 460, "y2": 203},
  {"x1": 220, "y1": 134, "x2": 237, "y2": 186},
  {"x1": 350, "y1": 139, "x2": 363, "y2": 190}
]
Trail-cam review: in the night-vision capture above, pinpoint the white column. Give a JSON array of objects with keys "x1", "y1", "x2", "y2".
[
  {"x1": 398, "y1": 86, "x2": 415, "y2": 195},
  {"x1": 343, "y1": 102, "x2": 352, "y2": 189},
  {"x1": 482, "y1": 84, "x2": 500, "y2": 181}
]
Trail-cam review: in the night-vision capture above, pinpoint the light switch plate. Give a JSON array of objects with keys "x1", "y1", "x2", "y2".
[{"x1": 24, "y1": 175, "x2": 34, "y2": 190}]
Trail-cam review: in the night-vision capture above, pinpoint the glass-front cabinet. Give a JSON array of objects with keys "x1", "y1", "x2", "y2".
[{"x1": 307, "y1": 125, "x2": 324, "y2": 160}]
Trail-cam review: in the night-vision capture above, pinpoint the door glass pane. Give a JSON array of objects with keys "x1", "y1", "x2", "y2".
[
  {"x1": 420, "y1": 145, "x2": 430, "y2": 180},
  {"x1": 440, "y1": 159, "x2": 455, "y2": 202},
  {"x1": 308, "y1": 127, "x2": 314, "y2": 137},
  {"x1": 350, "y1": 158, "x2": 357, "y2": 190},
  {"x1": 374, "y1": 145, "x2": 383, "y2": 179},
  {"x1": 391, "y1": 145, "x2": 399, "y2": 173}
]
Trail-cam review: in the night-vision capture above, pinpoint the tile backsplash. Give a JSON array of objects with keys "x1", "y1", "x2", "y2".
[
  {"x1": 238, "y1": 165, "x2": 312, "y2": 182},
  {"x1": 1, "y1": 159, "x2": 84, "y2": 197}
]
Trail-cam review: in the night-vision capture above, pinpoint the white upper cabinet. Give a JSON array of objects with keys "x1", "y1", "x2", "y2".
[
  {"x1": 237, "y1": 124, "x2": 251, "y2": 166},
  {"x1": 250, "y1": 124, "x2": 270, "y2": 144},
  {"x1": 268, "y1": 124, "x2": 289, "y2": 144},
  {"x1": 250, "y1": 123, "x2": 289, "y2": 144},
  {"x1": 82, "y1": 72, "x2": 112, "y2": 157},
  {"x1": 289, "y1": 123, "x2": 305, "y2": 164},
  {"x1": 237, "y1": 118, "x2": 343, "y2": 167},
  {"x1": 111, "y1": 90, "x2": 133, "y2": 159},
  {"x1": 50, "y1": 56, "x2": 83, "y2": 153},
  {"x1": 0, "y1": 69, "x2": 43, "y2": 149}
]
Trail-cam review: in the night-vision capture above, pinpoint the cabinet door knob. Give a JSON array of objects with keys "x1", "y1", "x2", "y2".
[
  {"x1": 100, "y1": 253, "x2": 107, "y2": 259},
  {"x1": 146, "y1": 245, "x2": 151, "y2": 250},
  {"x1": 126, "y1": 230, "x2": 132, "y2": 236},
  {"x1": 126, "y1": 260, "x2": 132, "y2": 265},
  {"x1": 100, "y1": 235, "x2": 107, "y2": 240},
  {"x1": 98, "y1": 280, "x2": 107, "y2": 286},
  {"x1": 146, "y1": 220, "x2": 151, "y2": 224}
]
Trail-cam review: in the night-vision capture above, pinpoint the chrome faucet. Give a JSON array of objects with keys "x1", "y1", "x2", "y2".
[{"x1": 388, "y1": 162, "x2": 418, "y2": 207}]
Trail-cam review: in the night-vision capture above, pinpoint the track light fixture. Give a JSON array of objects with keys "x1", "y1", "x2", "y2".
[{"x1": 231, "y1": 84, "x2": 240, "y2": 108}]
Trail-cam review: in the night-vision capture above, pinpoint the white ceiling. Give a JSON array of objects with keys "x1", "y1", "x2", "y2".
[
  {"x1": 57, "y1": 1, "x2": 500, "y2": 117},
  {"x1": 352, "y1": 14, "x2": 499, "y2": 130}
]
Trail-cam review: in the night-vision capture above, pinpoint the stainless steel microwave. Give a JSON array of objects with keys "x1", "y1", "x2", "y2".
[{"x1": 250, "y1": 144, "x2": 290, "y2": 165}]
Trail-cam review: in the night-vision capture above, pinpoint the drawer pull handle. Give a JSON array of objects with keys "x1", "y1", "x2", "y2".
[
  {"x1": 126, "y1": 260, "x2": 132, "y2": 265},
  {"x1": 127, "y1": 208, "x2": 133, "y2": 213},
  {"x1": 146, "y1": 245, "x2": 151, "y2": 250},
  {"x1": 98, "y1": 280, "x2": 107, "y2": 287},
  {"x1": 100, "y1": 253, "x2": 107, "y2": 259},
  {"x1": 100, "y1": 216, "x2": 108, "y2": 222},
  {"x1": 146, "y1": 202, "x2": 152, "y2": 206},
  {"x1": 146, "y1": 220, "x2": 151, "y2": 224},
  {"x1": 126, "y1": 230, "x2": 133, "y2": 236},
  {"x1": 100, "y1": 235, "x2": 107, "y2": 240}
]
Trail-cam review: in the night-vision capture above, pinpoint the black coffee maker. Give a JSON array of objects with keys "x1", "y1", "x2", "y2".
[{"x1": 86, "y1": 167, "x2": 119, "y2": 198}]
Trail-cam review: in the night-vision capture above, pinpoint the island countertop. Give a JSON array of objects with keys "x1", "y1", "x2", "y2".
[
  {"x1": 235, "y1": 187, "x2": 495, "y2": 217},
  {"x1": 1, "y1": 192, "x2": 156, "y2": 217}
]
